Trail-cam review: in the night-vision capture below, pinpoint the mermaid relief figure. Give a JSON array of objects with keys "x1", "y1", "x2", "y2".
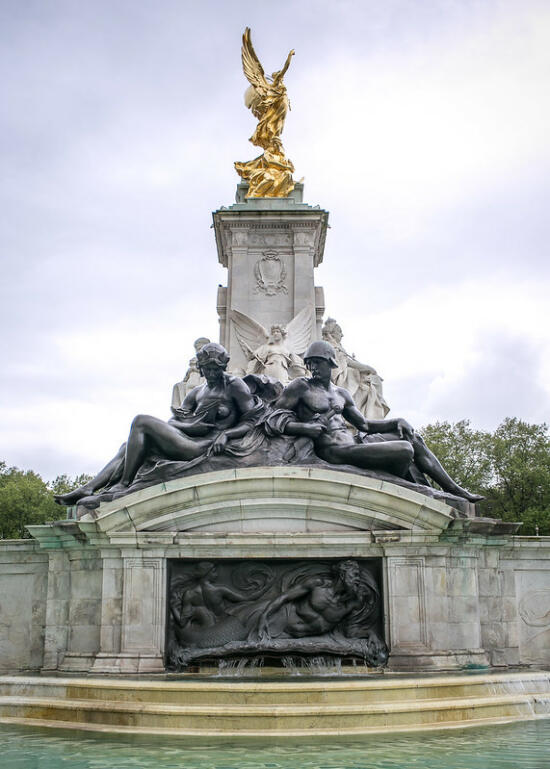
[
  {"x1": 170, "y1": 562, "x2": 266, "y2": 648},
  {"x1": 55, "y1": 343, "x2": 262, "y2": 507}
]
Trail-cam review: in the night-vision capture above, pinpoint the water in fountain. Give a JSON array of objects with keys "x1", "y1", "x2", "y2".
[
  {"x1": 280, "y1": 655, "x2": 344, "y2": 676},
  {"x1": 216, "y1": 656, "x2": 265, "y2": 677},
  {"x1": 3, "y1": 719, "x2": 550, "y2": 768},
  {"x1": 534, "y1": 697, "x2": 550, "y2": 715},
  {"x1": 491, "y1": 675, "x2": 550, "y2": 718}
]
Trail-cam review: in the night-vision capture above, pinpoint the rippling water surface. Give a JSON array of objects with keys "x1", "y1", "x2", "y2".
[{"x1": 1, "y1": 720, "x2": 550, "y2": 769}]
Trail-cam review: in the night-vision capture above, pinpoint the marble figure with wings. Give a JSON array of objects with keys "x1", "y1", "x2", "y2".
[{"x1": 232, "y1": 306, "x2": 312, "y2": 385}]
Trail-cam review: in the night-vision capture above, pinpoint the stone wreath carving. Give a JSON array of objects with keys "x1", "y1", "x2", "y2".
[
  {"x1": 254, "y1": 250, "x2": 287, "y2": 295},
  {"x1": 519, "y1": 590, "x2": 550, "y2": 627}
]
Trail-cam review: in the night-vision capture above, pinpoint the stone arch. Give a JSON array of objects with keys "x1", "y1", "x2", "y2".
[{"x1": 85, "y1": 467, "x2": 456, "y2": 536}]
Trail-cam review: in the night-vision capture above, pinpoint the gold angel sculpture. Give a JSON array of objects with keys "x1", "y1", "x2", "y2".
[{"x1": 234, "y1": 28, "x2": 296, "y2": 198}]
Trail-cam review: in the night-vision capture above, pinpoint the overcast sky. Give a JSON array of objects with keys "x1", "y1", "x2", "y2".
[{"x1": 1, "y1": 0, "x2": 549, "y2": 480}]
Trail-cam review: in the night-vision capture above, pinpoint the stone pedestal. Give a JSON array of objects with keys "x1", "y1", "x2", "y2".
[
  {"x1": 213, "y1": 184, "x2": 328, "y2": 372},
  {"x1": 9, "y1": 470, "x2": 550, "y2": 676}
]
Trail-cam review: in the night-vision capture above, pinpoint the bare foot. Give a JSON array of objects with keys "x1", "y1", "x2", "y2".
[
  {"x1": 464, "y1": 492, "x2": 484, "y2": 503},
  {"x1": 453, "y1": 486, "x2": 484, "y2": 503}
]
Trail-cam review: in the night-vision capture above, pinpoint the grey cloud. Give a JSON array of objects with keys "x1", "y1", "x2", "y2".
[{"x1": 425, "y1": 332, "x2": 549, "y2": 428}]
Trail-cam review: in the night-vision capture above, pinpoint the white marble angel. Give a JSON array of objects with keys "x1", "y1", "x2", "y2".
[
  {"x1": 322, "y1": 317, "x2": 390, "y2": 420},
  {"x1": 232, "y1": 306, "x2": 312, "y2": 385},
  {"x1": 171, "y1": 337, "x2": 210, "y2": 412}
]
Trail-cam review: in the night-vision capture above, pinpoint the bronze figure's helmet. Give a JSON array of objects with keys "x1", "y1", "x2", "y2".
[
  {"x1": 303, "y1": 341, "x2": 338, "y2": 368},
  {"x1": 196, "y1": 343, "x2": 230, "y2": 370}
]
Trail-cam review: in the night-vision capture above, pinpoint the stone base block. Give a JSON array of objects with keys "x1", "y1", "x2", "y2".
[
  {"x1": 91, "y1": 653, "x2": 165, "y2": 674},
  {"x1": 388, "y1": 649, "x2": 490, "y2": 671},
  {"x1": 58, "y1": 653, "x2": 98, "y2": 672},
  {"x1": 489, "y1": 648, "x2": 521, "y2": 667}
]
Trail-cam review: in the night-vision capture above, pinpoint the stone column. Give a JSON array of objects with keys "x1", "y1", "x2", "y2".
[
  {"x1": 213, "y1": 184, "x2": 329, "y2": 373},
  {"x1": 385, "y1": 544, "x2": 488, "y2": 670},
  {"x1": 59, "y1": 549, "x2": 102, "y2": 671},
  {"x1": 445, "y1": 548, "x2": 484, "y2": 653},
  {"x1": 42, "y1": 551, "x2": 71, "y2": 671},
  {"x1": 91, "y1": 550, "x2": 124, "y2": 672},
  {"x1": 94, "y1": 551, "x2": 166, "y2": 673},
  {"x1": 0, "y1": 541, "x2": 48, "y2": 672},
  {"x1": 385, "y1": 554, "x2": 430, "y2": 665}
]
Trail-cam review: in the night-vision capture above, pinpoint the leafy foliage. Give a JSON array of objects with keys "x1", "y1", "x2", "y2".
[
  {"x1": 0, "y1": 464, "x2": 92, "y2": 539},
  {"x1": 421, "y1": 418, "x2": 550, "y2": 535},
  {"x1": 484, "y1": 419, "x2": 550, "y2": 533},
  {"x1": 49, "y1": 473, "x2": 93, "y2": 496},
  {"x1": 420, "y1": 420, "x2": 493, "y2": 491}
]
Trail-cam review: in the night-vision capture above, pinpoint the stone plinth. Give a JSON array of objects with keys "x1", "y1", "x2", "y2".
[
  {"x1": 1, "y1": 469, "x2": 548, "y2": 676},
  {"x1": 213, "y1": 184, "x2": 328, "y2": 372}
]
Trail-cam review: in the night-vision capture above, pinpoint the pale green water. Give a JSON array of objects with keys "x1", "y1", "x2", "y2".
[{"x1": 1, "y1": 720, "x2": 550, "y2": 769}]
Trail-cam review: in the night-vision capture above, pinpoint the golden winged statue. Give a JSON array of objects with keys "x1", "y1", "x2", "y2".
[{"x1": 234, "y1": 28, "x2": 296, "y2": 198}]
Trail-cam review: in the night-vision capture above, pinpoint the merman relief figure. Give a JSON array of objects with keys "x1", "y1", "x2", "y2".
[{"x1": 256, "y1": 559, "x2": 379, "y2": 642}]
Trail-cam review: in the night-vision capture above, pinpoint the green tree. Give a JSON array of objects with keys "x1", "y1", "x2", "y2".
[
  {"x1": 420, "y1": 419, "x2": 493, "y2": 495},
  {"x1": 421, "y1": 418, "x2": 550, "y2": 535},
  {"x1": 0, "y1": 462, "x2": 59, "y2": 539},
  {"x1": 0, "y1": 464, "x2": 93, "y2": 540},
  {"x1": 49, "y1": 473, "x2": 93, "y2": 496},
  {"x1": 484, "y1": 418, "x2": 550, "y2": 534}
]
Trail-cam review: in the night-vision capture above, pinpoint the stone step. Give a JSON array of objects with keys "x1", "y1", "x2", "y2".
[
  {"x1": 0, "y1": 693, "x2": 544, "y2": 734},
  {"x1": 1, "y1": 712, "x2": 546, "y2": 739},
  {"x1": 0, "y1": 672, "x2": 549, "y2": 707}
]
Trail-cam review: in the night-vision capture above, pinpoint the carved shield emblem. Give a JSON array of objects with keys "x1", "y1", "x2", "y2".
[{"x1": 254, "y1": 251, "x2": 287, "y2": 295}]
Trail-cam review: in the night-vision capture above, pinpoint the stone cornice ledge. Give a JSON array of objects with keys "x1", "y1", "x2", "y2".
[{"x1": 76, "y1": 467, "x2": 456, "y2": 536}]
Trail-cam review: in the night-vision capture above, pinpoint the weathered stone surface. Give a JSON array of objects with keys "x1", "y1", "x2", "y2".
[
  {"x1": 514, "y1": 567, "x2": 550, "y2": 664},
  {"x1": 0, "y1": 541, "x2": 48, "y2": 672}
]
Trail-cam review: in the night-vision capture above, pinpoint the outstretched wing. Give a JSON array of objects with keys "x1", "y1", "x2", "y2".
[
  {"x1": 242, "y1": 27, "x2": 268, "y2": 90},
  {"x1": 285, "y1": 306, "x2": 314, "y2": 356},
  {"x1": 243, "y1": 374, "x2": 284, "y2": 403},
  {"x1": 242, "y1": 27, "x2": 269, "y2": 117},
  {"x1": 232, "y1": 309, "x2": 269, "y2": 356}
]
